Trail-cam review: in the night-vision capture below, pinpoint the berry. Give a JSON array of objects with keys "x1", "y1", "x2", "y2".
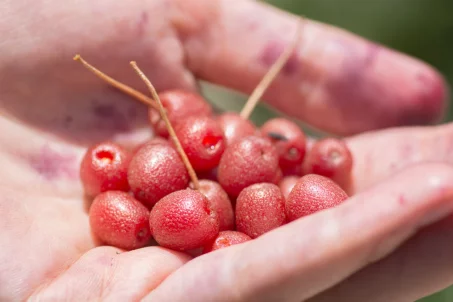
[
  {"x1": 195, "y1": 180, "x2": 234, "y2": 231},
  {"x1": 235, "y1": 183, "x2": 286, "y2": 238},
  {"x1": 131, "y1": 137, "x2": 169, "y2": 156},
  {"x1": 128, "y1": 142, "x2": 189, "y2": 208},
  {"x1": 261, "y1": 118, "x2": 306, "y2": 174},
  {"x1": 279, "y1": 176, "x2": 299, "y2": 199},
  {"x1": 218, "y1": 135, "x2": 280, "y2": 198},
  {"x1": 286, "y1": 174, "x2": 348, "y2": 221},
  {"x1": 203, "y1": 231, "x2": 251, "y2": 253},
  {"x1": 217, "y1": 113, "x2": 256, "y2": 145},
  {"x1": 174, "y1": 116, "x2": 226, "y2": 171},
  {"x1": 149, "y1": 90, "x2": 212, "y2": 138},
  {"x1": 89, "y1": 191, "x2": 151, "y2": 250},
  {"x1": 149, "y1": 189, "x2": 219, "y2": 251},
  {"x1": 80, "y1": 141, "x2": 131, "y2": 197},
  {"x1": 304, "y1": 138, "x2": 353, "y2": 188}
]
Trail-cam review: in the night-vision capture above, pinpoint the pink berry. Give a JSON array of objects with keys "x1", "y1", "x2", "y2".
[
  {"x1": 128, "y1": 142, "x2": 189, "y2": 208},
  {"x1": 80, "y1": 141, "x2": 131, "y2": 197},
  {"x1": 261, "y1": 118, "x2": 306, "y2": 175},
  {"x1": 218, "y1": 135, "x2": 280, "y2": 198},
  {"x1": 203, "y1": 231, "x2": 251, "y2": 253},
  {"x1": 149, "y1": 90, "x2": 212, "y2": 138},
  {"x1": 217, "y1": 112, "x2": 256, "y2": 145},
  {"x1": 286, "y1": 174, "x2": 348, "y2": 221},
  {"x1": 235, "y1": 183, "x2": 286, "y2": 238},
  {"x1": 149, "y1": 189, "x2": 220, "y2": 251},
  {"x1": 304, "y1": 138, "x2": 353, "y2": 188},
  {"x1": 89, "y1": 191, "x2": 151, "y2": 250},
  {"x1": 174, "y1": 116, "x2": 226, "y2": 171},
  {"x1": 195, "y1": 180, "x2": 234, "y2": 231}
]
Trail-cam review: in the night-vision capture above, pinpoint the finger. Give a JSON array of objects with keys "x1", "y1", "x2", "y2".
[
  {"x1": 30, "y1": 246, "x2": 190, "y2": 301},
  {"x1": 346, "y1": 123, "x2": 453, "y2": 194},
  {"x1": 307, "y1": 213, "x2": 453, "y2": 302},
  {"x1": 0, "y1": 0, "x2": 197, "y2": 146},
  {"x1": 143, "y1": 163, "x2": 453, "y2": 302},
  {"x1": 179, "y1": 0, "x2": 448, "y2": 135}
]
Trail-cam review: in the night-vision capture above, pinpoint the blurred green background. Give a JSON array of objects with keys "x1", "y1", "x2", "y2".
[{"x1": 202, "y1": 0, "x2": 453, "y2": 301}]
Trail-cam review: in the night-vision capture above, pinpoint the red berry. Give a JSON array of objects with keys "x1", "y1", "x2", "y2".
[
  {"x1": 235, "y1": 183, "x2": 286, "y2": 238},
  {"x1": 174, "y1": 116, "x2": 226, "y2": 171},
  {"x1": 131, "y1": 137, "x2": 169, "y2": 156},
  {"x1": 286, "y1": 174, "x2": 348, "y2": 221},
  {"x1": 149, "y1": 189, "x2": 219, "y2": 251},
  {"x1": 149, "y1": 90, "x2": 212, "y2": 138},
  {"x1": 279, "y1": 176, "x2": 299, "y2": 200},
  {"x1": 128, "y1": 142, "x2": 189, "y2": 208},
  {"x1": 203, "y1": 231, "x2": 251, "y2": 253},
  {"x1": 217, "y1": 112, "x2": 256, "y2": 145},
  {"x1": 89, "y1": 191, "x2": 151, "y2": 250},
  {"x1": 261, "y1": 118, "x2": 306, "y2": 174},
  {"x1": 218, "y1": 135, "x2": 279, "y2": 198},
  {"x1": 195, "y1": 180, "x2": 234, "y2": 231},
  {"x1": 304, "y1": 138, "x2": 353, "y2": 188},
  {"x1": 80, "y1": 142, "x2": 131, "y2": 197}
]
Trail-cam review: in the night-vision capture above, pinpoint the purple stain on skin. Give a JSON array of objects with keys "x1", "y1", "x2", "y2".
[
  {"x1": 29, "y1": 145, "x2": 78, "y2": 181},
  {"x1": 93, "y1": 104, "x2": 117, "y2": 118},
  {"x1": 92, "y1": 101, "x2": 130, "y2": 132},
  {"x1": 259, "y1": 40, "x2": 299, "y2": 76}
]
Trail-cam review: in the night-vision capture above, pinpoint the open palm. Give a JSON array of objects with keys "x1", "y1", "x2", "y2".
[{"x1": 1, "y1": 0, "x2": 453, "y2": 301}]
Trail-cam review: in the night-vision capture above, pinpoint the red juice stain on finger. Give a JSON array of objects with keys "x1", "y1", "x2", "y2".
[
  {"x1": 29, "y1": 144, "x2": 78, "y2": 181},
  {"x1": 259, "y1": 40, "x2": 300, "y2": 76}
]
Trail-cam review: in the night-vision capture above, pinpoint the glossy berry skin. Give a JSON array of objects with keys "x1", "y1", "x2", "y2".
[
  {"x1": 235, "y1": 183, "x2": 286, "y2": 238},
  {"x1": 279, "y1": 176, "x2": 299, "y2": 200},
  {"x1": 203, "y1": 231, "x2": 251, "y2": 253},
  {"x1": 218, "y1": 135, "x2": 280, "y2": 198},
  {"x1": 261, "y1": 118, "x2": 306, "y2": 174},
  {"x1": 149, "y1": 189, "x2": 220, "y2": 251},
  {"x1": 195, "y1": 180, "x2": 234, "y2": 231},
  {"x1": 128, "y1": 142, "x2": 189, "y2": 208},
  {"x1": 217, "y1": 112, "x2": 256, "y2": 145},
  {"x1": 80, "y1": 141, "x2": 131, "y2": 197},
  {"x1": 174, "y1": 116, "x2": 226, "y2": 171},
  {"x1": 304, "y1": 138, "x2": 353, "y2": 188},
  {"x1": 149, "y1": 90, "x2": 212, "y2": 138},
  {"x1": 286, "y1": 174, "x2": 348, "y2": 221},
  {"x1": 89, "y1": 191, "x2": 151, "y2": 250}
]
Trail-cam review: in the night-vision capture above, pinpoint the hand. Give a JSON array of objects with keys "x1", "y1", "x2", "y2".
[{"x1": 0, "y1": 0, "x2": 451, "y2": 301}]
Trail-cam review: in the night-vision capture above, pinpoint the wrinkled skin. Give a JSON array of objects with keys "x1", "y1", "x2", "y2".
[{"x1": 1, "y1": 0, "x2": 453, "y2": 301}]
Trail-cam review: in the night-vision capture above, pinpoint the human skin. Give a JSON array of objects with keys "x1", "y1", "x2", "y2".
[{"x1": 0, "y1": 0, "x2": 453, "y2": 301}]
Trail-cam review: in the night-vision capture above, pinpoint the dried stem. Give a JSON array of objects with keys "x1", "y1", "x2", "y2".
[
  {"x1": 73, "y1": 54, "x2": 159, "y2": 110},
  {"x1": 240, "y1": 17, "x2": 304, "y2": 120},
  {"x1": 130, "y1": 61, "x2": 200, "y2": 190}
]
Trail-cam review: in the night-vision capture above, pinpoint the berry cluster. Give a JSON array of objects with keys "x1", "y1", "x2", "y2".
[{"x1": 75, "y1": 19, "x2": 353, "y2": 255}]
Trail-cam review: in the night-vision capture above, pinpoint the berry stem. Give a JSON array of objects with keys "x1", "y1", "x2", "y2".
[
  {"x1": 130, "y1": 61, "x2": 200, "y2": 190},
  {"x1": 239, "y1": 17, "x2": 304, "y2": 120},
  {"x1": 73, "y1": 54, "x2": 159, "y2": 111}
]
